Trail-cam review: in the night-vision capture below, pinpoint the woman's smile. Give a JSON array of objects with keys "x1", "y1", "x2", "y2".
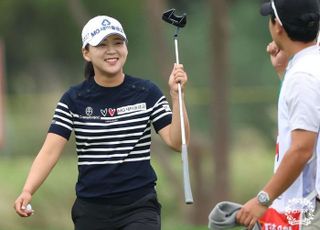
[{"x1": 105, "y1": 57, "x2": 119, "y2": 65}]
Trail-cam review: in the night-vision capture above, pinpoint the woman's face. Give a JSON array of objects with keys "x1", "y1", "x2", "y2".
[{"x1": 83, "y1": 34, "x2": 128, "y2": 78}]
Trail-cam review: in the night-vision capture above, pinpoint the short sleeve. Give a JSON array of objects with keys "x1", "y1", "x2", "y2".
[
  {"x1": 149, "y1": 83, "x2": 172, "y2": 133},
  {"x1": 48, "y1": 92, "x2": 74, "y2": 140}
]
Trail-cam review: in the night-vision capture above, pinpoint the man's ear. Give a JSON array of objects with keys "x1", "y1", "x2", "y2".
[
  {"x1": 275, "y1": 20, "x2": 284, "y2": 35},
  {"x1": 82, "y1": 48, "x2": 91, "y2": 62}
]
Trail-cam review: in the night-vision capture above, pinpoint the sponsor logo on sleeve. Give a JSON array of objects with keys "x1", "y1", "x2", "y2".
[{"x1": 163, "y1": 104, "x2": 171, "y2": 112}]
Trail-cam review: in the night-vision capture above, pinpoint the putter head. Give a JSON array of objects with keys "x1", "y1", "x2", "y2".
[{"x1": 162, "y1": 8, "x2": 187, "y2": 28}]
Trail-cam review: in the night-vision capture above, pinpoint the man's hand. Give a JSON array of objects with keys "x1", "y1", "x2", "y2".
[
  {"x1": 266, "y1": 41, "x2": 289, "y2": 79},
  {"x1": 236, "y1": 197, "x2": 267, "y2": 230}
]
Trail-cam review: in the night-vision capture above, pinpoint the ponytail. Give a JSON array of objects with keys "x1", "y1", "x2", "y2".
[
  {"x1": 84, "y1": 61, "x2": 94, "y2": 79},
  {"x1": 83, "y1": 45, "x2": 94, "y2": 79}
]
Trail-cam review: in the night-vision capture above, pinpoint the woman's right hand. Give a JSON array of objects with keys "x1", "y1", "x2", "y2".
[
  {"x1": 13, "y1": 133, "x2": 67, "y2": 217},
  {"x1": 14, "y1": 191, "x2": 34, "y2": 217}
]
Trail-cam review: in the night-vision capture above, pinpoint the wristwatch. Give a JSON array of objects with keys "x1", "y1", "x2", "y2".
[{"x1": 257, "y1": 190, "x2": 271, "y2": 207}]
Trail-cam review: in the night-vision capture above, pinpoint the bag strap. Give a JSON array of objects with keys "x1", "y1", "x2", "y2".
[{"x1": 305, "y1": 190, "x2": 318, "y2": 201}]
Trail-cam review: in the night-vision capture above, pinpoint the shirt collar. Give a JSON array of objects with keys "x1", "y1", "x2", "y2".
[{"x1": 286, "y1": 45, "x2": 319, "y2": 71}]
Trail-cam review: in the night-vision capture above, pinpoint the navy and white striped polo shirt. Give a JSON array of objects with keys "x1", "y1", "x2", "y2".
[{"x1": 48, "y1": 75, "x2": 172, "y2": 199}]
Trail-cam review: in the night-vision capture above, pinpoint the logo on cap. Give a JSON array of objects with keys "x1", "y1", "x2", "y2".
[{"x1": 101, "y1": 19, "x2": 111, "y2": 26}]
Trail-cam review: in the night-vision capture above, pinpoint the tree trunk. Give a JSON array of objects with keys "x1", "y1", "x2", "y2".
[
  {"x1": 144, "y1": 0, "x2": 171, "y2": 80},
  {"x1": 0, "y1": 40, "x2": 5, "y2": 149},
  {"x1": 209, "y1": 0, "x2": 231, "y2": 204}
]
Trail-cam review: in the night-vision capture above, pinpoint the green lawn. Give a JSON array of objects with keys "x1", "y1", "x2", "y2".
[
  {"x1": 1, "y1": 155, "x2": 209, "y2": 230},
  {"x1": 1, "y1": 148, "x2": 273, "y2": 230}
]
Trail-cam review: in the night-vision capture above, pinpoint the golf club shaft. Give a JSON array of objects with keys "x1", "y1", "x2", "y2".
[
  {"x1": 174, "y1": 37, "x2": 193, "y2": 204},
  {"x1": 174, "y1": 36, "x2": 186, "y2": 145},
  {"x1": 177, "y1": 84, "x2": 186, "y2": 145},
  {"x1": 174, "y1": 37, "x2": 180, "y2": 65}
]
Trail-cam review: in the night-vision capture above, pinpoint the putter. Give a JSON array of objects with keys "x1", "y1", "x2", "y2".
[{"x1": 162, "y1": 8, "x2": 193, "y2": 205}]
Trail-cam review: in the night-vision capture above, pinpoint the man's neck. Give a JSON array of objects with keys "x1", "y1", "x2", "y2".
[{"x1": 285, "y1": 40, "x2": 317, "y2": 58}]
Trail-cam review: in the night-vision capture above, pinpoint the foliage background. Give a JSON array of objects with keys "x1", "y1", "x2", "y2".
[{"x1": 0, "y1": 0, "x2": 278, "y2": 229}]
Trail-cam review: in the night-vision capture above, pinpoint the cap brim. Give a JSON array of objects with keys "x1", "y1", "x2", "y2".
[
  {"x1": 94, "y1": 33, "x2": 127, "y2": 45},
  {"x1": 83, "y1": 32, "x2": 127, "y2": 48},
  {"x1": 260, "y1": 2, "x2": 273, "y2": 16}
]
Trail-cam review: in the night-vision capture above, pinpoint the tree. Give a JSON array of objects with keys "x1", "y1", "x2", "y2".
[{"x1": 209, "y1": 0, "x2": 231, "y2": 205}]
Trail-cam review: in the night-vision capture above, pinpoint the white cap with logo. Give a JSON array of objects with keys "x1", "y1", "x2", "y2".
[{"x1": 81, "y1": 15, "x2": 127, "y2": 48}]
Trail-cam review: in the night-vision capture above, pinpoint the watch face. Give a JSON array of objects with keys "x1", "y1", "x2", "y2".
[
  {"x1": 258, "y1": 191, "x2": 270, "y2": 205},
  {"x1": 259, "y1": 193, "x2": 267, "y2": 202}
]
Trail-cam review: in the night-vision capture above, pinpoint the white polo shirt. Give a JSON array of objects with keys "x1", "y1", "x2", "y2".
[{"x1": 272, "y1": 45, "x2": 320, "y2": 213}]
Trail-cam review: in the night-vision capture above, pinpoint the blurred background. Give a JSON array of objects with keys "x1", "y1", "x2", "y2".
[{"x1": 0, "y1": 0, "x2": 279, "y2": 229}]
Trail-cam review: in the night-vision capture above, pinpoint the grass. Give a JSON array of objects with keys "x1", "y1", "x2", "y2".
[
  {"x1": 1, "y1": 147, "x2": 273, "y2": 230},
  {"x1": 0, "y1": 155, "x2": 76, "y2": 230}
]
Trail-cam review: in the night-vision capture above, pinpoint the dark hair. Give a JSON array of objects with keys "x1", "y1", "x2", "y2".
[
  {"x1": 270, "y1": 14, "x2": 276, "y2": 23},
  {"x1": 270, "y1": 13, "x2": 319, "y2": 42},
  {"x1": 283, "y1": 13, "x2": 319, "y2": 42},
  {"x1": 84, "y1": 61, "x2": 94, "y2": 79},
  {"x1": 83, "y1": 45, "x2": 95, "y2": 79}
]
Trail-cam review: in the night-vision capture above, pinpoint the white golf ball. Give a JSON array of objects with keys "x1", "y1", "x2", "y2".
[{"x1": 26, "y1": 204, "x2": 32, "y2": 211}]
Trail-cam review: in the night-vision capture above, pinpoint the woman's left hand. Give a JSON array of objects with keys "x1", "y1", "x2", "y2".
[{"x1": 168, "y1": 63, "x2": 188, "y2": 97}]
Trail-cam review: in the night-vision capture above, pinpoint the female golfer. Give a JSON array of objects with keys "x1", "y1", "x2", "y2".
[{"x1": 14, "y1": 15, "x2": 190, "y2": 230}]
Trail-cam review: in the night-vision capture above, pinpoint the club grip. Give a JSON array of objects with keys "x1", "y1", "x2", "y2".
[{"x1": 181, "y1": 144, "x2": 193, "y2": 204}]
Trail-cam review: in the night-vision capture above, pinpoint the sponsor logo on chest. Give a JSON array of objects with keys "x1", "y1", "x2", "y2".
[
  {"x1": 100, "y1": 108, "x2": 116, "y2": 117},
  {"x1": 99, "y1": 103, "x2": 147, "y2": 117},
  {"x1": 117, "y1": 103, "x2": 147, "y2": 115}
]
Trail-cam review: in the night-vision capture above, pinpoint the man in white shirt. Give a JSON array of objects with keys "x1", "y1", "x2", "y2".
[{"x1": 236, "y1": 0, "x2": 320, "y2": 229}]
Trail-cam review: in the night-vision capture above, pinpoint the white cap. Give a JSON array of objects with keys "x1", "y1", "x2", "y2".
[{"x1": 81, "y1": 15, "x2": 127, "y2": 48}]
